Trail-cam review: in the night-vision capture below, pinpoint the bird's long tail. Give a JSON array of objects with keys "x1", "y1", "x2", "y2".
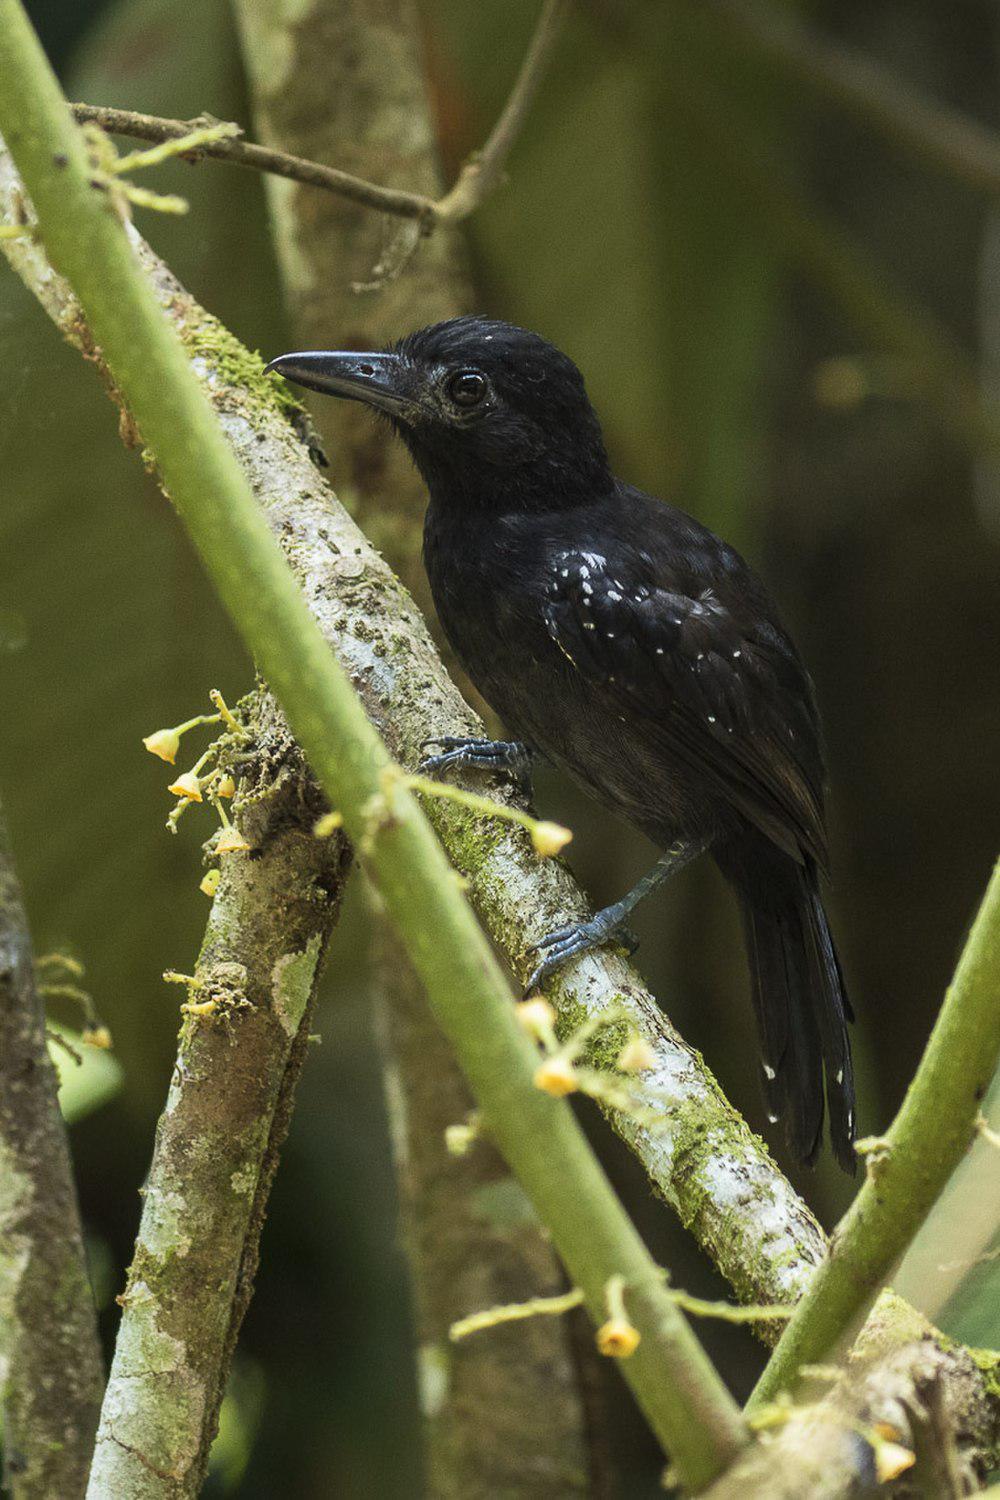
[{"x1": 718, "y1": 839, "x2": 856, "y2": 1173}]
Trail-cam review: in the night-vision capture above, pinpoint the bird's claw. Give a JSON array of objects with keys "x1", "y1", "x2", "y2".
[
  {"x1": 524, "y1": 913, "x2": 638, "y2": 993},
  {"x1": 416, "y1": 736, "x2": 532, "y2": 788}
]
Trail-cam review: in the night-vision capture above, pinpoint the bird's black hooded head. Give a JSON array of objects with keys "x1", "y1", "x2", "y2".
[{"x1": 266, "y1": 316, "x2": 613, "y2": 512}]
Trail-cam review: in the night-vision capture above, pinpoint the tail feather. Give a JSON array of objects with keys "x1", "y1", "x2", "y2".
[{"x1": 720, "y1": 841, "x2": 856, "y2": 1173}]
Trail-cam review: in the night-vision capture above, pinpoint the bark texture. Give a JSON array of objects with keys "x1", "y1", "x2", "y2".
[
  {"x1": 703, "y1": 1296, "x2": 1000, "y2": 1498},
  {"x1": 0, "y1": 795, "x2": 103, "y2": 1498},
  {"x1": 83, "y1": 696, "x2": 351, "y2": 1498},
  {"x1": 234, "y1": 1, "x2": 594, "y2": 1492}
]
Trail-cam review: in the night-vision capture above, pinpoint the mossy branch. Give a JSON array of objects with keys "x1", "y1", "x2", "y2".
[
  {"x1": 91, "y1": 694, "x2": 352, "y2": 1496},
  {"x1": 751, "y1": 858, "x2": 1000, "y2": 1410},
  {"x1": 0, "y1": 4, "x2": 747, "y2": 1489},
  {"x1": 707, "y1": 1294, "x2": 999, "y2": 1497},
  {"x1": 232, "y1": 0, "x2": 595, "y2": 1485}
]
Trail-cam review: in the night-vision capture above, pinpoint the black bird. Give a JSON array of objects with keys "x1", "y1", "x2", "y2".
[{"x1": 267, "y1": 317, "x2": 857, "y2": 1171}]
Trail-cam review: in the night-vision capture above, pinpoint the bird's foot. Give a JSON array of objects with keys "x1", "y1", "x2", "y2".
[
  {"x1": 524, "y1": 910, "x2": 640, "y2": 993},
  {"x1": 418, "y1": 736, "x2": 533, "y2": 792}
]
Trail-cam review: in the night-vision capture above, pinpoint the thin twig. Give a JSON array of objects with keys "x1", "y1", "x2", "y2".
[
  {"x1": 70, "y1": 104, "x2": 436, "y2": 220},
  {"x1": 67, "y1": 0, "x2": 571, "y2": 229},
  {"x1": 434, "y1": 0, "x2": 573, "y2": 220},
  {"x1": 450, "y1": 1282, "x2": 793, "y2": 1341}
]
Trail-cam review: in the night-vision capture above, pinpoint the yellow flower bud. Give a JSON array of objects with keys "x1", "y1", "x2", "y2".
[
  {"x1": 216, "y1": 828, "x2": 250, "y2": 854},
  {"x1": 215, "y1": 775, "x2": 236, "y2": 799},
  {"x1": 143, "y1": 728, "x2": 180, "y2": 764},
  {"x1": 168, "y1": 771, "x2": 202, "y2": 802},
  {"x1": 516, "y1": 997, "x2": 557, "y2": 1038},
  {"x1": 444, "y1": 1122, "x2": 477, "y2": 1157},
  {"x1": 199, "y1": 869, "x2": 221, "y2": 897},
  {"x1": 531, "y1": 820, "x2": 572, "y2": 858},
  {"x1": 533, "y1": 1056, "x2": 577, "y2": 1096},
  {"x1": 313, "y1": 811, "x2": 344, "y2": 838},
  {"x1": 82, "y1": 1024, "x2": 113, "y2": 1050},
  {"x1": 874, "y1": 1441, "x2": 915, "y2": 1485},
  {"x1": 596, "y1": 1318, "x2": 641, "y2": 1359},
  {"x1": 617, "y1": 1034, "x2": 657, "y2": 1073},
  {"x1": 871, "y1": 1422, "x2": 901, "y2": 1443},
  {"x1": 181, "y1": 997, "x2": 217, "y2": 1017}
]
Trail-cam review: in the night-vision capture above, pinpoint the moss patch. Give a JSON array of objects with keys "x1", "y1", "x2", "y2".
[{"x1": 179, "y1": 307, "x2": 303, "y2": 422}]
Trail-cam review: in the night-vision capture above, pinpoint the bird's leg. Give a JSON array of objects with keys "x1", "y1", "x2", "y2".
[
  {"x1": 418, "y1": 735, "x2": 534, "y2": 795},
  {"x1": 525, "y1": 837, "x2": 707, "y2": 993}
]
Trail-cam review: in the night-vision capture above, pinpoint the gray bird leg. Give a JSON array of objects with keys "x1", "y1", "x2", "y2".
[
  {"x1": 525, "y1": 837, "x2": 708, "y2": 993},
  {"x1": 418, "y1": 735, "x2": 534, "y2": 793}
]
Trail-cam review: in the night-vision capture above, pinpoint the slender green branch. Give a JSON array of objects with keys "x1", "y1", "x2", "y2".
[
  {"x1": 450, "y1": 1284, "x2": 792, "y2": 1342},
  {"x1": 751, "y1": 858, "x2": 1000, "y2": 1409},
  {"x1": 0, "y1": 3, "x2": 746, "y2": 1486},
  {"x1": 403, "y1": 768, "x2": 571, "y2": 856}
]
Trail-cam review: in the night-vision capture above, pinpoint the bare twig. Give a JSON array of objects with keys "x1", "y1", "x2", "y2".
[
  {"x1": 434, "y1": 0, "x2": 573, "y2": 220},
  {"x1": 68, "y1": 0, "x2": 570, "y2": 230},
  {"x1": 69, "y1": 104, "x2": 436, "y2": 220}
]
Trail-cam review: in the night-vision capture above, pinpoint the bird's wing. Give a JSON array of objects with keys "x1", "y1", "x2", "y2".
[{"x1": 541, "y1": 546, "x2": 828, "y2": 866}]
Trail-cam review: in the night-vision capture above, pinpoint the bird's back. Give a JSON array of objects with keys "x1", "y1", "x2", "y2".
[{"x1": 424, "y1": 481, "x2": 828, "y2": 863}]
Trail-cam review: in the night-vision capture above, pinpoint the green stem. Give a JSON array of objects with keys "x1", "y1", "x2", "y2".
[
  {"x1": 0, "y1": 2, "x2": 746, "y2": 1485},
  {"x1": 751, "y1": 858, "x2": 1000, "y2": 1409},
  {"x1": 403, "y1": 769, "x2": 568, "y2": 850}
]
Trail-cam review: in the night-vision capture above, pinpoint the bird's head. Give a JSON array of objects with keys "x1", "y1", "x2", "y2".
[{"x1": 266, "y1": 316, "x2": 613, "y2": 510}]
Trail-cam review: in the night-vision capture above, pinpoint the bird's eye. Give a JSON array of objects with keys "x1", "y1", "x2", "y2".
[{"x1": 446, "y1": 369, "x2": 487, "y2": 408}]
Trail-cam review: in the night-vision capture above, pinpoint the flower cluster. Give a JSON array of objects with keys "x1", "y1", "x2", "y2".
[{"x1": 141, "y1": 689, "x2": 249, "y2": 886}]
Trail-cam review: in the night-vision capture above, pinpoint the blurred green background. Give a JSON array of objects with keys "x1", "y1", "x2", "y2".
[{"x1": 2, "y1": 1, "x2": 999, "y2": 1494}]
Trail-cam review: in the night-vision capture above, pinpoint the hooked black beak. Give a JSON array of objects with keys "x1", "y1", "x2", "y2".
[{"x1": 264, "y1": 350, "x2": 417, "y2": 419}]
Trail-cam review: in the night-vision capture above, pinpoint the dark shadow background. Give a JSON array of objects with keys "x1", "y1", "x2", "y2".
[{"x1": 1, "y1": 0, "x2": 998, "y2": 1494}]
